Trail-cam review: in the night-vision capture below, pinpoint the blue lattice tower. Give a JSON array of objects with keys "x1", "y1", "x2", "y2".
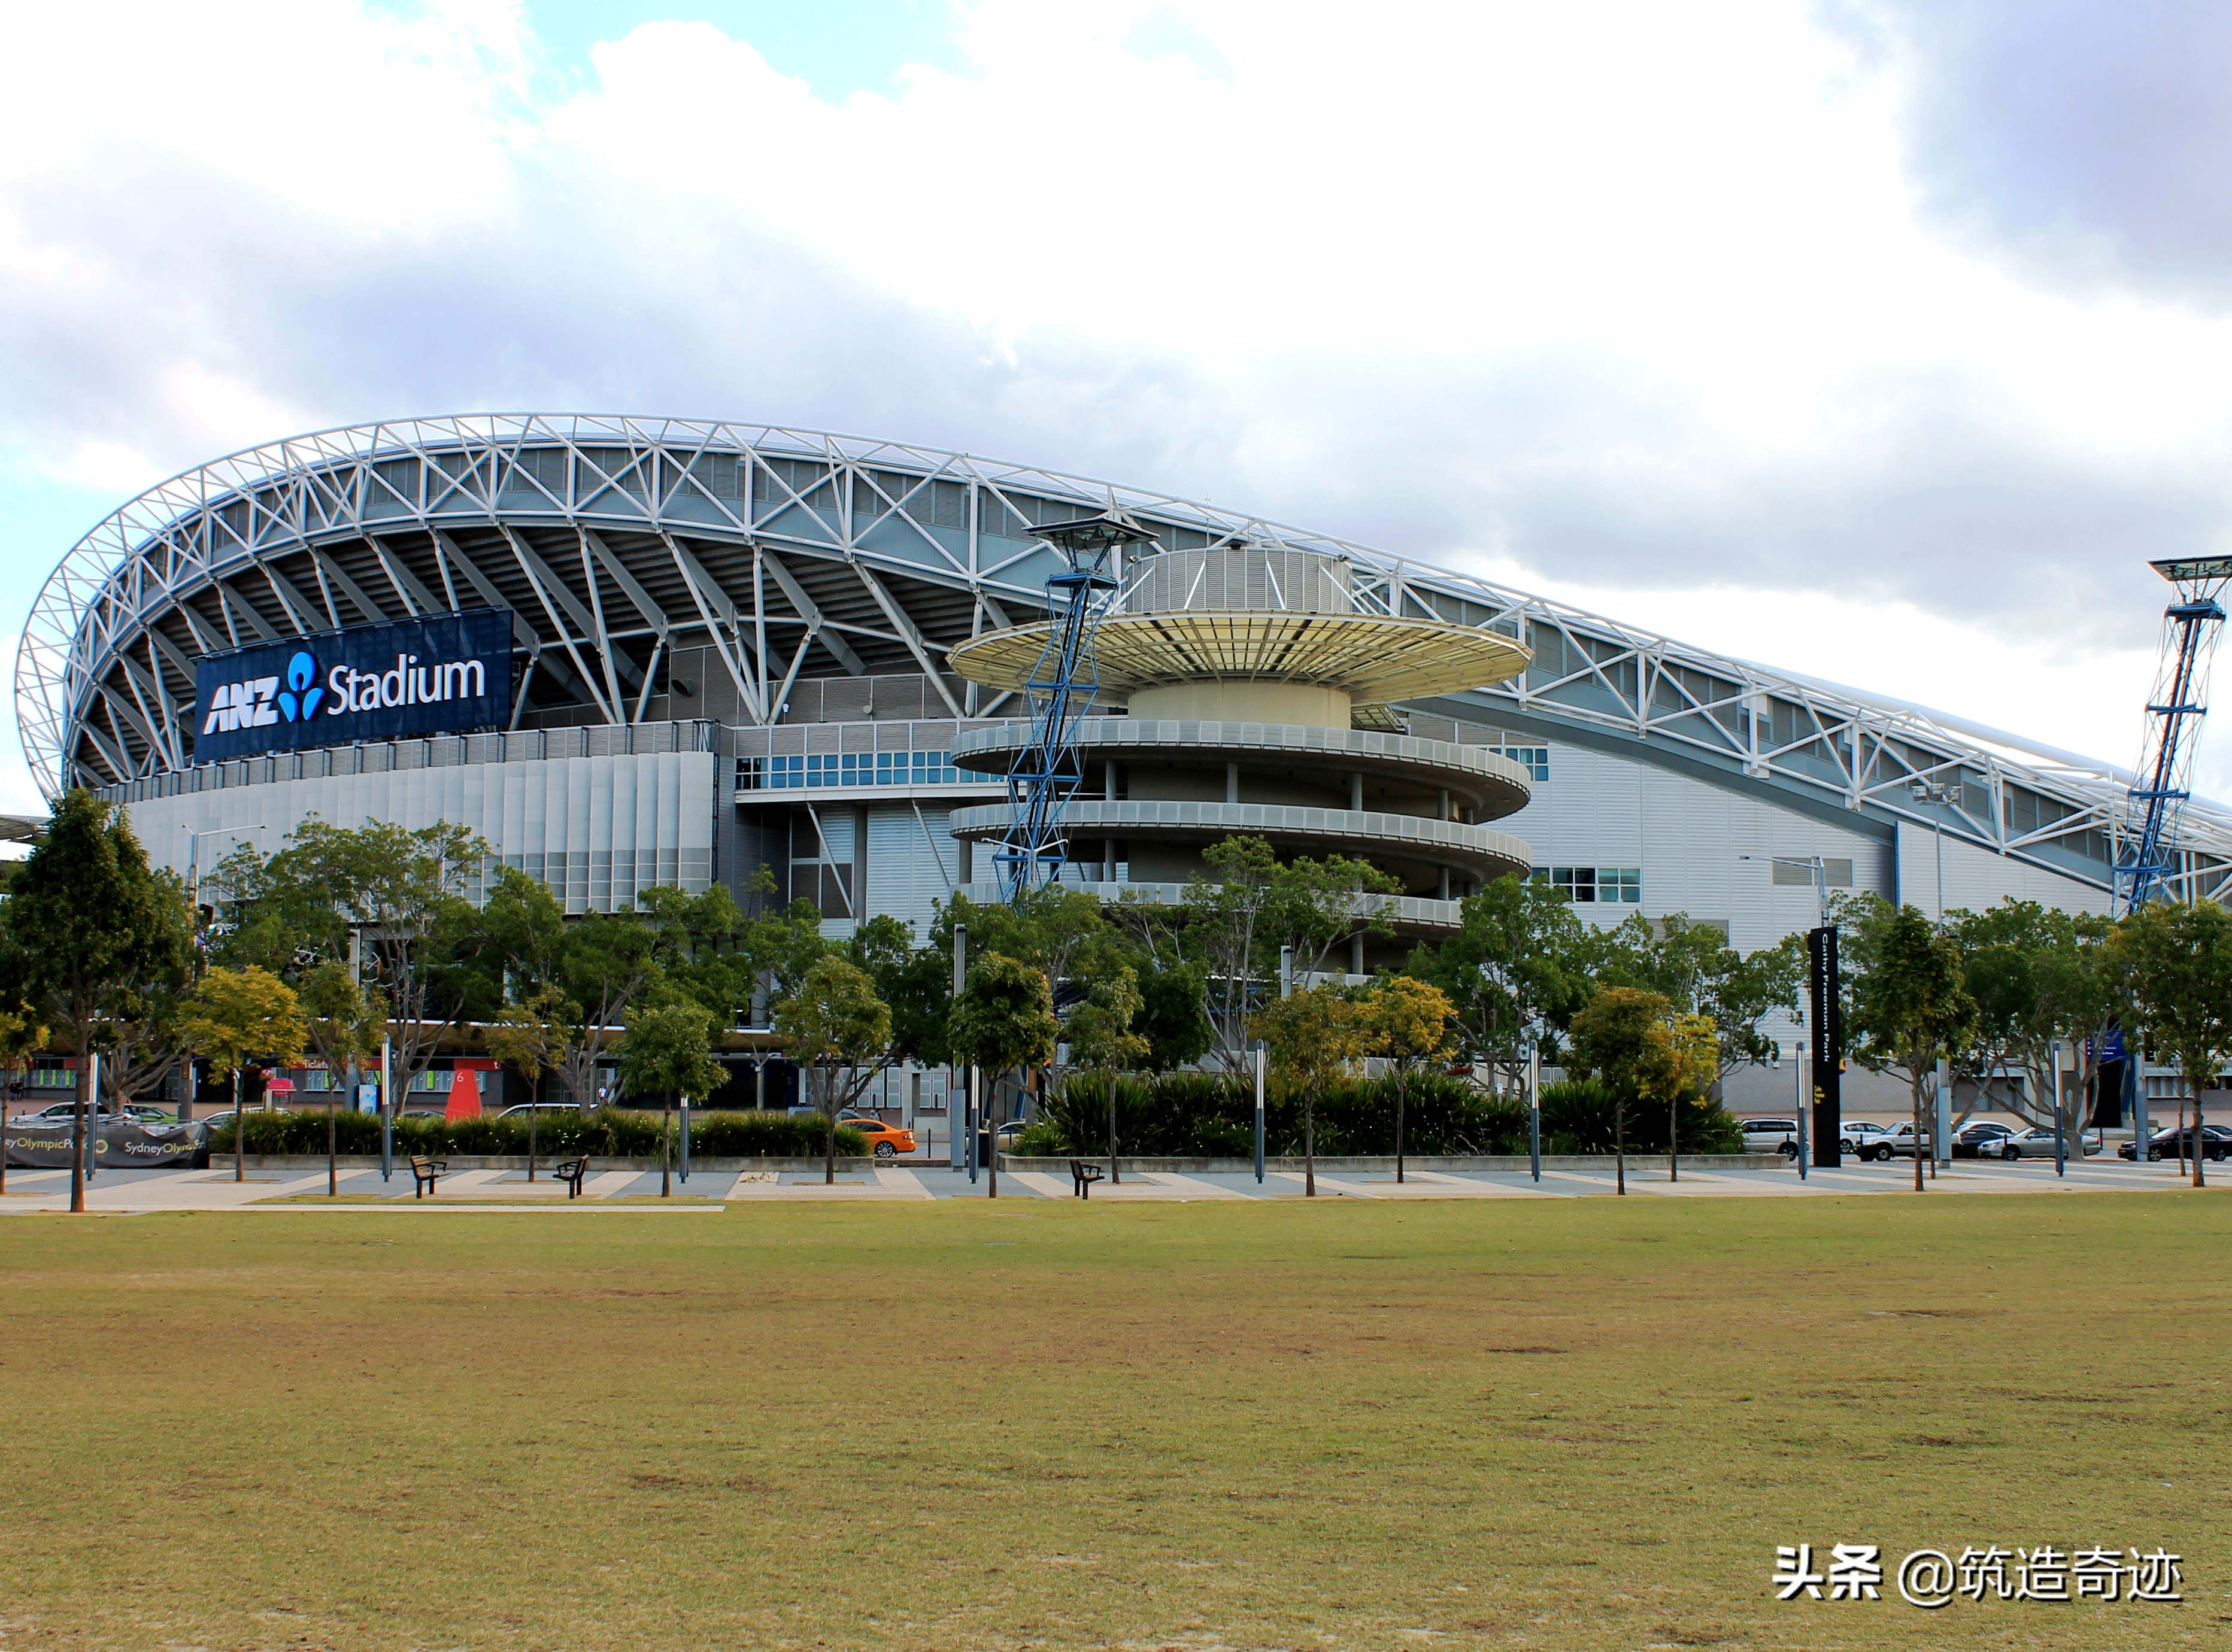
[
  {"x1": 993, "y1": 512, "x2": 1159, "y2": 901},
  {"x1": 2118, "y1": 557, "x2": 2232, "y2": 914}
]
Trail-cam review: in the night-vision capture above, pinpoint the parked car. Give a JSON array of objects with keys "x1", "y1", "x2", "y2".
[
  {"x1": 1841, "y1": 1121, "x2": 1894, "y2": 1155},
  {"x1": 847, "y1": 1119, "x2": 918, "y2": 1159},
  {"x1": 1995, "y1": 1126, "x2": 2101, "y2": 1161},
  {"x1": 2118, "y1": 1123, "x2": 2232, "y2": 1162},
  {"x1": 1740, "y1": 1117, "x2": 1801, "y2": 1158},
  {"x1": 9, "y1": 1101, "x2": 175, "y2": 1125},
  {"x1": 496, "y1": 1102, "x2": 581, "y2": 1120},
  {"x1": 1876, "y1": 1120, "x2": 1933, "y2": 1160},
  {"x1": 1949, "y1": 1122, "x2": 2018, "y2": 1158}
]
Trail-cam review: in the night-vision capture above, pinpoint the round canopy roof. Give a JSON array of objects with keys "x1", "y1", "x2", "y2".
[{"x1": 947, "y1": 611, "x2": 1532, "y2": 702}]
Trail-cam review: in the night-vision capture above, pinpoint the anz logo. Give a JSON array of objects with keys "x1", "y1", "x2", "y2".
[{"x1": 203, "y1": 651, "x2": 323, "y2": 734}]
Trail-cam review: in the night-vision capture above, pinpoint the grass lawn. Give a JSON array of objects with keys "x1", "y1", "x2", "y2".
[{"x1": 1, "y1": 1193, "x2": 2227, "y2": 1650}]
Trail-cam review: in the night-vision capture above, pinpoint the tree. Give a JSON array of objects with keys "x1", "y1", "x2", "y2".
[
  {"x1": 175, "y1": 965, "x2": 308, "y2": 1183},
  {"x1": 297, "y1": 961, "x2": 387, "y2": 1196},
  {"x1": 1849, "y1": 903, "x2": 1976, "y2": 1193},
  {"x1": 1135, "y1": 960, "x2": 1214, "y2": 1071},
  {"x1": 1360, "y1": 974, "x2": 1457, "y2": 1184},
  {"x1": 1567, "y1": 986, "x2": 1687, "y2": 1195},
  {"x1": 211, "y1": 818, "x2": 489, "y2": 1100},
  {"x1": 848, "y1": 914, "x2": 954, "y2": 1069},
  {"x1": 1184, "y1": 837, "x2": 1397, "y2": 1071},
  {"x1": 619, "y1": 993, "x2": 728, "y2": 1197},
  {"x1": 2109, "y1": 899, "x2": 2232, "y2": 1189},
  {"x1": 5, "y1": 789, "x2": 180, "y2": 1212},
  {"x1": 1064, "y1": 964, "x2": 1150, "y2": 1183},
  {"x1": 1601, "y1": 913, "x2": 1805, "y2": 1086},
  {"x1": 478, "y1": 868, "x2": 660, "y2": 1115},
  {"x1": 1948, "y1": 901, "x2": 2116, "y2": 1145},
  {"x1": 639, "y1": 883, "x2": 753, "y2": 1027},
  {"x1": 946, "y1": 951, "x2": 1057, "y2": 1199},
  {"x1": 774, "y1": 956, "x2": 895, "y2": 1186},
  {"x1": 1407, "y1": 874, "x2": 1596, "y2": 1100},
  {"x1": 86, "y1": 868, "x2": 198, "y2": 1116},
  {"x1": 486, "y1": 981, "x2": 566, "y2": 1180},
  {"x1": 1253, "y1": 983, "x2": 1370, "y2": 1197}
]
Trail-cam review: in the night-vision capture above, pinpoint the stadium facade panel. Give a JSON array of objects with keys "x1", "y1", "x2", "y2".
[{"x1": 20, "y1": 414, "x2": 2230, "y2": 1108}]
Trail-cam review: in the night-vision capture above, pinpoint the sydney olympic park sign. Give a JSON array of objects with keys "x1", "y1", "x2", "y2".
[{"x1": 190, "y1": 609, "x2": 514, "y2": 762}]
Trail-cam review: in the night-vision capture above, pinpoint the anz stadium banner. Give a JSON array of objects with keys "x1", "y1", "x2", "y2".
[{"x1": 192, "y1": 608, "x2": 512, "y2": 761}]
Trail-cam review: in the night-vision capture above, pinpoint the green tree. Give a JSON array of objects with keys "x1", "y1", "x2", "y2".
[
  {"x1": 479, "y1": 867, "x2": 659, "y2": 1114},
  {"x1": 1252, "y1": 983, "x2": 1369, "y2": 1197},
  {"x1": 175, "y1": 965, "x2": 309, "y2": 1183},
  {"x1": 485, "y1": 980, "x2": 566, "y2": 1179},
  {"x1": 1360, "y1": 973, "x2": 1457, "y2": 1184},
  {"x1": 1567, "y1": 986, "x2": 1687, "y2": 1195},
  {"x1": 1849, "y1": 903, "x2": 1976, "y2": 1193},
  {"x1": 1184, "y1": 836, "x2": 1397, "y2": 1071},
  {"x1": 848, "y1": 914, "x2": 955, "y2": 1068},
  {"x1": 946, "y1": 951, "x2": 1058, "y2": 1199},
  {"x1": 1064, "y1": 964, "x2": 1150, "y2": 1182},
  {"x1": 1601, "y1": 912, "x2": 1805, "y2": 1086},
  {"x1": 620, "y1": 992, "x2": 728, "y2": 1197},
  {"x1": 2109, "y1": 899, "x2": 2232, "y2": 1188},
  {"x1": 1407, "y1": 873, "x2": 1597, "y2": 1100},
  {"x1": 4, "y1": 789, "x2": 180, "y2": 1212},
  {"x1": 297, "y1": 961, "x2": 387, "y2": 1195},
  {"x1": 1948, "y1": 900, "x2": 2116, "y2": 1143},
  {"x1": 210, "y1": 818, "x2": 489, "y2": 1099},
  {"x1": 775, "y1": 956, "x2": 896, "y2": 1185}
]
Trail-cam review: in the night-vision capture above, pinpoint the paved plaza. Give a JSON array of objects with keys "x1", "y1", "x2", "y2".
[{"x1": 0, "y1": 1155, "x2": 2215, "y2": 1212}]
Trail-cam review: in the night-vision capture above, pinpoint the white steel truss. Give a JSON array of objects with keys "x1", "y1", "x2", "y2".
[{"x1": 17, "y1": 412, "x2": 2230, "y2": 903}]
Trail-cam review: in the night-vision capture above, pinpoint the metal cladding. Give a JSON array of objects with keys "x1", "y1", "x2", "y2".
[{"x1": 14, "y1": 413, "x2": 2231, "y2": 906}]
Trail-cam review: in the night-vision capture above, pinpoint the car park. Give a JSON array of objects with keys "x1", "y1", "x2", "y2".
[{"x1": 1740, "y1": 1117, "x2": 1801, "y2": 1157}]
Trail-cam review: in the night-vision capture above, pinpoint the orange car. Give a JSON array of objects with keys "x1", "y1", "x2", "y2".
[{"x1": 838, "y1": 1112, "x2": 916, "y2": 1159}]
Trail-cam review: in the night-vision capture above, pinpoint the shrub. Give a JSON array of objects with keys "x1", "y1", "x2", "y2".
[
  {"x1": 205, "y1": 1106, "x2": 863, "y2": 1158},
  {"x1": 1037, "y1": 1070, "x2": 1531, "y2": 1157},
  {"x1": 1537, "y1": 1079, "x2": 1742, "y2": 1155}
]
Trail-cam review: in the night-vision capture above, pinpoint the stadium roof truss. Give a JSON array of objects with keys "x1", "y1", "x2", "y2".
[{"x1": 19, "y1": 413, "x2": 2231, "y2": 904}]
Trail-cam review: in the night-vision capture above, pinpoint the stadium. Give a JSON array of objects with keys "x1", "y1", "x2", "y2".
[{"x1": 20, "y1": 413, "x2": 2232, "y2": 1123}]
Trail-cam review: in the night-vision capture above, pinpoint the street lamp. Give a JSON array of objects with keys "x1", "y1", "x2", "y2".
[
  {"x1": 180, "y1": 823, "x2": 265, "y2": 903},
  {"x1": 1907, "y1": 779, "x2": 1952, "y2": 922}
]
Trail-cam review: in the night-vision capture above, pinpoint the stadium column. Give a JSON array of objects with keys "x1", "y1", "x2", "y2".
[{"x1": 1808, "y1": 925, "x2": 1842, "y2": 1167}]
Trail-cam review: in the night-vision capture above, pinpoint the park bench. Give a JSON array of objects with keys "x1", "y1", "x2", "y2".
[
  {"x1": 408, "y1": 1155, "x2": 447, "y2": 1198},
  {"x1": 553, "y1": 1157, "x2": 590, "y2": 1198},
  {"x1": 1069, "y1": 1159, "x2": 1106, "y2": 1198}
]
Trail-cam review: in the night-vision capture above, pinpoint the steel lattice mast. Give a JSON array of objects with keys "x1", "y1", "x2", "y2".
[
  {"x1": 993, "y1": 513, "x2": 1157, "y2": 901},
  {"x1": 2117, "y1": 557, "x2": 2232, "y2": 913}
]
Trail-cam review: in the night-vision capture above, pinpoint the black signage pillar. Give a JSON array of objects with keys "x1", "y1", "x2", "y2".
[{"x1": 1808, "y1": 925, "x2": 1842, "y2": 1167}]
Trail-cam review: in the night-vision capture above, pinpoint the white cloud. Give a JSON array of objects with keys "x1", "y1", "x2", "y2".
[{"x1": 5, "y1": 0, "x2": 2232, "y2": 799}]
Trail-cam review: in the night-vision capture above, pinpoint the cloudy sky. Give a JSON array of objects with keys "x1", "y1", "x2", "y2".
[{"x1": 5, "y1": 0, "x2": 2232, "y2": 808}]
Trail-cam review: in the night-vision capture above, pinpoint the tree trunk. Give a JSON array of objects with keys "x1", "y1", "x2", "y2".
[
  {"x1": 1395, "y1": 1075, "x2": 1406, "y2": 1185},
  {"x1": 1912, "y1": 1069, "x2": 1925, "y2": 1193},
  {"x1": 1107, "y1": 1072, "x2": 1119, "y2": 1185},
  {"x1": 2192, "y1": 1066, "x2": 2207, "y2": 1189},
  {"x1": 327, "y1": 1095, "x2": 337, "y2": 1198},
  {"x1": 1615, "y1": 1095, "x2": 1625, "y2": 1195},
  {"x1": 1305, "y1": 1095, "x2": 1316, "y2": 1197}
]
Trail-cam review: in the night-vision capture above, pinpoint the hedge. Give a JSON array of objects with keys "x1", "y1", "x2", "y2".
[
  {"x1": 1033, "y1": 1071, "x2": 1745, "y2": 1158},
  {"x1": 202, "y1": 1107, "x2": 864, "y2": 1158}
]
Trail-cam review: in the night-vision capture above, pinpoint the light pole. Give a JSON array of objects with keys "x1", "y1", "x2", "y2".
[
  {"x1": 180, "y1": 824, "x2": 265, "y2": 904},
  {"x1": 1253, "y1": 1040, "x2": 1266, "y2": 1184},
  {"x1": 1526, "y1": 1031, "x2": 1542, "y2": 1183},
  {"x1": 1906, "y1": 780, "x2": 1952, "y2": 923},
  {"x1": 1792, "y1": 1038, "x2": 1807, "y2": 1182}
]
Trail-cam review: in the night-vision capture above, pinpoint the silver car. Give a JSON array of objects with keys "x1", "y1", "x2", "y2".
[
  {"x1": 1740, "y1": 1117, "x2": 1801, "y2": 1158},
  {"x1": 1995, "y1": 1126, "x2": 2100, "y2": 1161}
]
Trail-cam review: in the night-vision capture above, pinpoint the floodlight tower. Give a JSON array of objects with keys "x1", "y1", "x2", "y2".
[
  {"x1": 991, "y1": 511, "x2": 1159, "y2": 901},
  {"x1": 2116, "y1": 557, "x2": 2232, "y2": 914}
]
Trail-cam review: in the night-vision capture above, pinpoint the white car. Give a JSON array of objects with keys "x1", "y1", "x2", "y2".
[
  {"x1": 1841, "y1": 1121, "x2": 1894, "y2": 1155},
  {"x1": 1740, "y1": 1117, "x2": 1802, "y2": 1158}
]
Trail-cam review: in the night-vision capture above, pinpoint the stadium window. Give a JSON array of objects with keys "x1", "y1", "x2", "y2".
[
  {"x1": 1498, "y1": 745, "x2": 1549, "y2": 781},
  {"x1": 1534, "y1": 866, "x2": 1640, "y2": 904}
]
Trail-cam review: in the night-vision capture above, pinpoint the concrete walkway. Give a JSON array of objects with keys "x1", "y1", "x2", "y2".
[{"x1": 0, "y1": 1155, "x2": 2216, "y2": 1211}]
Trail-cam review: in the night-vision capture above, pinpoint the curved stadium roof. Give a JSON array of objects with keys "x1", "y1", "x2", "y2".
[{"x1": 17, "y1": 412, "x2": 2227, "y2": 901}]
